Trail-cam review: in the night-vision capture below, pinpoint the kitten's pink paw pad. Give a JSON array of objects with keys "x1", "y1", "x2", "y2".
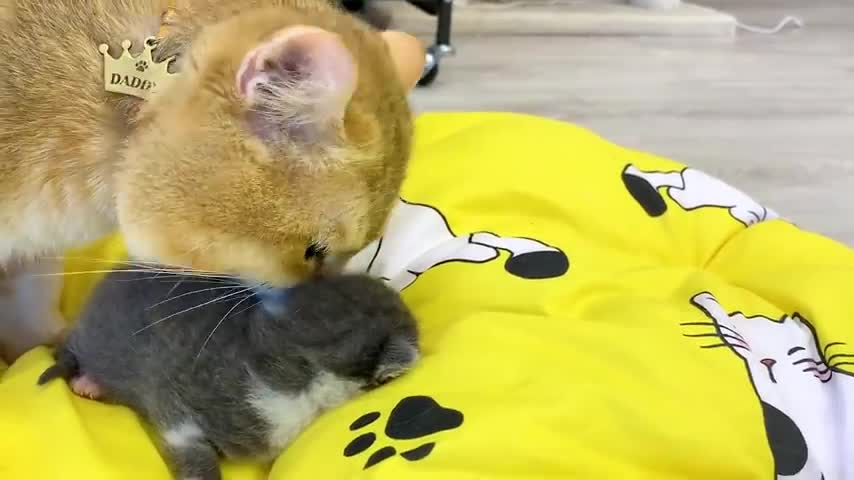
[{"x1": 70, "y1": 375, "x2": 103, "y2": 399}]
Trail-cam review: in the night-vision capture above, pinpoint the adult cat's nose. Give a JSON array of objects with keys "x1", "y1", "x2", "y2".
[{"x1": 760, "y1": 358, "x2": 777, "y2": 368}]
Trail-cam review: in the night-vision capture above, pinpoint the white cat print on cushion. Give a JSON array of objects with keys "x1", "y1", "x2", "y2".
[
  {"x1": 345, "y1": 198, "x2": 569, "y2": 291},
  {"x1": 622, "y1": 164, "x2": 780, "y2": 226},
  {"x1": 687, "y1": 292, "x2": 853, "y2": 480}
]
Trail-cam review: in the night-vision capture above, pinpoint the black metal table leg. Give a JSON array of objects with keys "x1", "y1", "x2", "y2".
[{"x1": 418, "y1": 0, "x2": 455, "y2": 86}]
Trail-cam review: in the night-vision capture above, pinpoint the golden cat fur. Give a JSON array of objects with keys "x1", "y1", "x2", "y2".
[{"x1": 0, "y1": 0, "x2": 415, "y2": 360}]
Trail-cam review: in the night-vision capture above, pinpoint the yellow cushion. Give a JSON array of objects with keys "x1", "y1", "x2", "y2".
[{"x1": 2, "y1": 112, "x2": 853, "y2": 479}]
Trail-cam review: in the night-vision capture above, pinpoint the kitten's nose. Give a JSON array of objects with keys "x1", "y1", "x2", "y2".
[{"x1": 760, "y1": 358, "x2": 777, "y2": 368}]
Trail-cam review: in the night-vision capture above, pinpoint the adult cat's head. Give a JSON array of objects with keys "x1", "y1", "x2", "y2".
[{"x1": 116, "y1": 5, "x2": 420, "y2": 287}]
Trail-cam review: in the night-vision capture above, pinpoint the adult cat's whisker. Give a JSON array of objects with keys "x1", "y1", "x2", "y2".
[
  {"x1": 162, "y1": 277, "x2": 185, "y2": 301},
  {"x1": 78, "y1": 258, "x2": 241, "y2": 280},
  {"x1": 36, "y1": 265, "x2": 240, "y2": 286},
  {"x1": 42, "y1": 257, "x2": 197, "y2": 274},
  {"x1": 115, "y1": 273, "x2": 173, "y2": 282},
  {"x1": 211, "y1": 291, "x2": 255, "y2": 307},
  {"x1": 194, "y1": 293, "x2": 256, "y2": 363},
  {"x1": 146, "y1": 285, "x2": 243, "y2": 310},
  {"x1": 133, "y1": 288, "x2": 253, "y2": 335},
  {"x1": 38, "y1": 265, "x2": 194, "y2": 277},
  {"x1": 229, "y1": 299, "x2": 262, "y2": 319},
  {"x1": 34, "y1": 268, "x2": 177, "y2": 277},
  {"x1": 120, "y1": 276, "x2": 228, "y2": 286}
]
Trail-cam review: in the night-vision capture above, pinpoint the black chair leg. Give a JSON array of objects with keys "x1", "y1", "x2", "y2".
[
  {"x1": 341, "y1": 0, "x2": 454, "y2": 86},
  {"x1": 418, "y1": 0, "x2": 454, "y2": 86}
]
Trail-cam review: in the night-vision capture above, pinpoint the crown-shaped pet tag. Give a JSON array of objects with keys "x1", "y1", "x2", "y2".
[{"x1": 99, "y1": 37, "x2": 177, "y2": 100}]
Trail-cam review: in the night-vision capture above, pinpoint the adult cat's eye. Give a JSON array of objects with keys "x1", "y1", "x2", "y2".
[{"x1": 304, "y1": 242, "x2": 328, "y2": 261}]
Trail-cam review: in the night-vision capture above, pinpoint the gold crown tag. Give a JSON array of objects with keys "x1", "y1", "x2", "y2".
[{"x1": 99, "y1": 37, "x2": 177, "y2": 100}]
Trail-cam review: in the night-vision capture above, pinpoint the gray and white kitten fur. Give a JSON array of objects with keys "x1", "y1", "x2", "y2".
[{"x1": 38, "y1": 269, "x2": 420, "y2": 480}]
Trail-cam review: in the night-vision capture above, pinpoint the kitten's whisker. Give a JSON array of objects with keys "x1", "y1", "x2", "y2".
[
  {"x1": 133, "y1": 288, "x2": 251, "y2": 335},
  {"x1": 147, "y1": 285, "x2": 241, "y2": 310}
]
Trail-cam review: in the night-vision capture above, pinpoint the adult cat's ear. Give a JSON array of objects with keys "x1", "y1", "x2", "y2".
[
  {"x1": 380, "y1": 31, "x2": 425, "y2": 90},
  {"x1": 236, "y1": 26, "x2": 357, "y2": 142}
]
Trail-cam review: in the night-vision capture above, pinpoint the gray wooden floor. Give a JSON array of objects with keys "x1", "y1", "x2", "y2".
[{"x1": 412, "y1": 1, "x2": 854, "y2": 245}]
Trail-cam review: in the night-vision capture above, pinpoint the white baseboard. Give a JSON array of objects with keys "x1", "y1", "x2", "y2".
[{"x1": 372, "y1": 0, "x2": 736, "y2": 37}]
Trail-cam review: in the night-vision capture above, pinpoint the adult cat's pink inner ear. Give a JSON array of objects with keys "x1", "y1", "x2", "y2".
[{"x1": 236, "y1": 26, "x2": 357, "y2": 122}]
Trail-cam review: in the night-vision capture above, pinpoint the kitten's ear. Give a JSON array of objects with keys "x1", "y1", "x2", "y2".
[
  {"x1": 375, "y1": 336, "x2": 419, "y2": 384},
  {"x1": 236, "y1": 26, "x2": 357, "y2": 142}
]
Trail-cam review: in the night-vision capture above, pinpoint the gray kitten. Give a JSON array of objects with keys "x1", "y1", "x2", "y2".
[{"x1": 38, "y1": 269, "x2": 419, "y2": 480}]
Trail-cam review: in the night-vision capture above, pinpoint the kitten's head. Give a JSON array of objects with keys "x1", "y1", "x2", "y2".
[
  {"x1": 252, "y1": 274, "x2": 420, "y2": 389},
  {"x1": 710, "y1": 307, "x2": 832, "y2": 385},
  {"x1": 116, "y1": 6, "x2": 418, "y2": 286}
]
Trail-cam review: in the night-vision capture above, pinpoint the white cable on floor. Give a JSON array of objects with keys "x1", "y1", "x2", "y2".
[{"x1": 735, "y1": 15, "x2": 804, "y2": 34}]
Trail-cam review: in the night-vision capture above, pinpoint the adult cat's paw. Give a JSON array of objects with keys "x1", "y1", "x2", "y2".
[{"x1": 0, "y1": 259, "x2": 67, "y2": 363}]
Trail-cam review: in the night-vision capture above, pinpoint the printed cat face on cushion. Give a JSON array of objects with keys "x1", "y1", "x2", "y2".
[
  {"x1": 117, "y1": 6, "x2": 413, "y2": 286},
  {"x1": 691, "y1": 293, "x2": 832, "y2": 387},
  {"x1": 689, "y1": 292, "x2": 854, "y2": 480}
]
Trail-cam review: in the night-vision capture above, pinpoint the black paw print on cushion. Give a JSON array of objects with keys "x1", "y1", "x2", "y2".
[
  {"x1": 135, "y1": 60, "x2": 148, "y2": 72},
  {"x1": 344, "y1": 395, "x2": 464, "y2": 469}
]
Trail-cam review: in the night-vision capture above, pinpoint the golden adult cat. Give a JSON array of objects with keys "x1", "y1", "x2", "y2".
[{"x1": 0, "y1": 0, "x2": 422, "y2": 361}]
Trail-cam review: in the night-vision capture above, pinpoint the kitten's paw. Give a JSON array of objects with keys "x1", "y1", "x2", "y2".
[
  {"x1": 70, "y1": 375, "x2": 104, "y2": 400},
  {"x1": 0, "y1": 308, "x2": 66, "y2": 363}
]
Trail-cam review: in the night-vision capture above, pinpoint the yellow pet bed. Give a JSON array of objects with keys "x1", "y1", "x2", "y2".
[{"x1": 2, "y1": 112, "x2": 853, "y2": 479}]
